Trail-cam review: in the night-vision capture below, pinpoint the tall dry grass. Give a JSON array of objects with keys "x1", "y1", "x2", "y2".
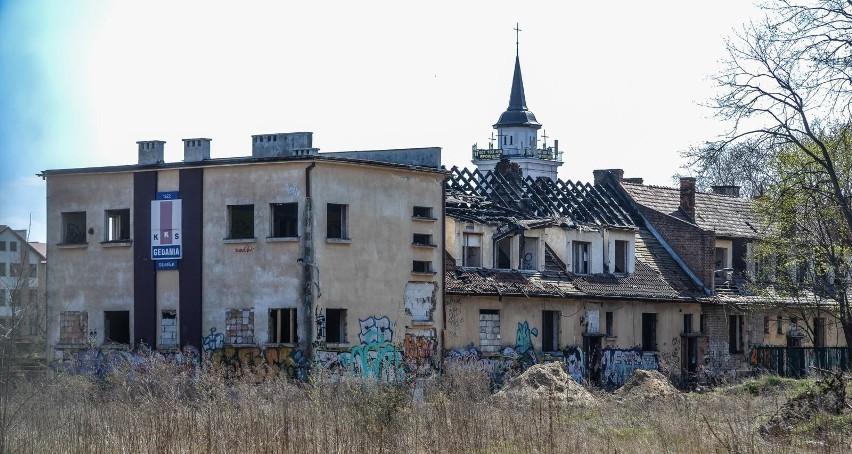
[{"x1": 6, "y1": 360, "x2": 851, "y2": 453}]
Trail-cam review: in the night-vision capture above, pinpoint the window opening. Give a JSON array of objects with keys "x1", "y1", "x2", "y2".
[
  {"x1": 104, "y1": 311, "x2": 130, "y2": 344},
  {"x1": 641, "y1": 313, "x2": 657, "y2": 351},
  {"x1": 270, "y1": 308, "x2": 297, "y2": 343},
  {"x1": 227, "y1": 205, "x2": 254, "y2": 239},
  {"x1": 61, "y1": 211, "x2": 87, "y2": 244},
  {"x1": 327, "y1": 203, "x2": 348, "y2": 239},
  {"x1": 542, "y1": 310, "x2": 560, "y2": 351},
  {"x1": 325, "y1": 309, "x2": 347, "y2": 343},
  {"x1": 105, "y1": 209, "x2": 131, "y2": 241},
  {"x1": 495, "y1": 237, "x2": 512, "y2": 269},
  {"x1": 462, "y1": 233, "x2": 481, "y2": 266},
  {"x1": 614, "y1": 240, "x2": 628, "y2": 274},
  {"x1": 521, "y1": 236, "x2": 538, "y2": 270},
  {"x1": 573, "y1": 241, "x2": 590, "y2": 274},
  {"x1": 271, "y1": 203, "x2": 298, "y2": 237}
]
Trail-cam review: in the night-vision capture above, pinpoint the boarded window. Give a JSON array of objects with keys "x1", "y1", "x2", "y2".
[
  {"x1": 225, "y1": 309, "x2": 255, "y2": 344},
  {"x1": 462, "y1": 233, "x2": 481, "y2": 266},
  {"x1": 271, "y1": 203, "x2": 298, "y2": 238},
  {"x1": 59, "y1": 311, "x2": 87, "y2": 345},
  {"x1": 227, "y1": 205, "x2": 254, "y2": 239},
  {"x1": 161, "y1": 310, "x2": 177, "y2": 346},
  {"x1": 270, "y1": 308, "x2": 297, "y2": 343}
]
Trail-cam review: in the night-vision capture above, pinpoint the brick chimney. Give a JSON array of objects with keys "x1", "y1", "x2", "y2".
[
  {"x1": 680, "y1": 177, "x2": 696, "y2": 220},
  {"x1": 137, "y1": 141, "x2": 165, "y2": 165},
  {"x1": 592, "y1": 169, "x2": 624, "y2": 185},
  {"x1": 711, "y1": 185, "x2": 740, "y2": 198}
]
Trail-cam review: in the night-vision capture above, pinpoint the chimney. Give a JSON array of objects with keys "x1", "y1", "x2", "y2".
[
  {"x1": 251, "y1": 132, "x2": 317, "y2": 158},
  {"x1": 183, "y1": 138, "x2": 211, "y2": 162},
  {"x1": 592, "y1": 169, "x2": 624, "y2": 185},
  {"x1": 711, "y1": 185, "x2": 741, "y2": 198},
  {"x1": 680, "y1": 177, "x2": 696, "y2": 220},
  {"x1": 622, "y1": 177, "x2": 644, "y2": 184},
  {"x1": 137, "y1": 141, "x2": 165, "y2": 165}
]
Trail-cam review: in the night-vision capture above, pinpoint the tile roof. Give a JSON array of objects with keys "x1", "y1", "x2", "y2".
[
  {"x1": 621, "y1": 182, "x2": 762, "y2": 238},
  {"x1": 446, "y1": 165, "x2": 635, "y2": 231},
  {"x1": 446, "y1": 228, "x2": 704, "y2": 301}
]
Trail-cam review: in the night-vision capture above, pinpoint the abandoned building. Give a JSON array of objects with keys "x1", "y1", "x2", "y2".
[
  {"x1": 0, "y1": 225, "x2": 46, "y2": 356},
  {"x1": 41, "y1": 134, "x2": 446, "y2": 380}
]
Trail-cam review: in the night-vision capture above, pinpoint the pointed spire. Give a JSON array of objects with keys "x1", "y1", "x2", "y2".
[
  {"x1": 493, "y1": 27, "x2": 540, "y2": 130},
  {"x1": 508, "y1": 54, "x2": 528, "y2": 111}
]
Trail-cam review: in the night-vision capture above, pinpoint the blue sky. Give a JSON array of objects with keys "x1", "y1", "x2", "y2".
[{"x1": 0, "y1": 1, "x2": 762, "y2": 242}]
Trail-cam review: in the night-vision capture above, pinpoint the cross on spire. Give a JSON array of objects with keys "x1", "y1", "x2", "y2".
[{"x1": 514, "y1": 22, "x2": 521, "y2": 56}]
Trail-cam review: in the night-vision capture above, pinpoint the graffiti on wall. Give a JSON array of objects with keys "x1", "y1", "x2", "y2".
[
  {"x1": 202, "y1": 327, "x2": 224, "y2": 352},
  {"x1": 51, "y1": 347, "x2": 198, "y2": 377},
  {"x1": 446, "y1": 346, "x2": 518, "y2": 384},
  {"x1": 314, "y1": 315, "x2": 406, "y2": 382},
  {"x1": 358, "y1": 316, "x2": 393, "y2": 344},
  {"x1": 209, "y1": 345, "x2": 308, "y2": 381},
  {"x1": 563, "y1": 346, "x2": 585, "y2": 384},
  {"x1": 515, "y1": 321, "x2": 539, "y2": 354},
  {"x1": 600, "y1": 346, "x2": 659, "y2": 388},
  {"x1": 446, "y1": 299, "x2": 463, "y2": 339},
  {"x1": 404, "y1": 282, "x2": 436, "y2": 322},
  {"x1": 404, "y1": 329, "x2": 438, "y2": 375}
]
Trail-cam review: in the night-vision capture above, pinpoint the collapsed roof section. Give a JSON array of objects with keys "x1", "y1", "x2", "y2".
[{"x1": 446, "y1": 161, "x2": 636, "y2": 233}]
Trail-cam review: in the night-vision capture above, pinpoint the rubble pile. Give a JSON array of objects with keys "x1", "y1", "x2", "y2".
[
  {"x1": 615, "y1": 369, "x2": 681, "y2": 401},
  {"x1": 494, "y1": 362, "x2": 598, "y2": 407},
  {"x1": 760, "y1": 371, "x2": 848, "y2": 437}
]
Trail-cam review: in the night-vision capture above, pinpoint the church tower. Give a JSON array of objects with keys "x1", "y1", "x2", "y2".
[{"x1": 471, "y1": 25, "x2": 563, "y2": 180}]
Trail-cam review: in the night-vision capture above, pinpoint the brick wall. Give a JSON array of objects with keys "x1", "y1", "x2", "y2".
[
  {"x1": 641, "y1": 207, "x2": 716, "y2": 288},
  {"x1": 479, "y1": 311, "x2": 501, "y2": 353}
]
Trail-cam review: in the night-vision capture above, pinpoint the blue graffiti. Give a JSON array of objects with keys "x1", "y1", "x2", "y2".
[
  {"x1": 358, "y1": 316, "x2": 393, "y2": 344},
  {"x1": 202, "y1": 327, "x2": 224, "y2": 351},
  {"x1": 515, "y1": 321, "x2": 539, "y2": 354}
]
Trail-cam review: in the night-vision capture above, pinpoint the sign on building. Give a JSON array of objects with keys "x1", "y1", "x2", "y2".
[{"x1": 151, "y1": 196, "x2": 182, "y2": 260}]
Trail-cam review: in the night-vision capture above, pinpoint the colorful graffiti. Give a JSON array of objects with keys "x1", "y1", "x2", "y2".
[
  {"x1": 202, "y1": 327, "x2": 224, "y2": 352},
  {"x1": 515, "y1": 321, "x2": 539, "y2": 354},
  {"x1": 563, "y1": 346, "x2": 585, "y2": 384},
  {"x1": 209, "y1": 345, "x2": 308, "y2": 380},
  {"x1": 314, "y1": 315, "x2": 407, "y2": 382},
  {"x1": 358, "y1": 316, "x2": 393, "y2": 344},
  {"x1": 445, "y1": 346, "x2": 517, "y2": 384},
  {"x1": 403, "y1": 329, "x2": 438, "y2": 375},
  {"x1": 600, "y1": 347, "x2": 659, "y2": 388}
]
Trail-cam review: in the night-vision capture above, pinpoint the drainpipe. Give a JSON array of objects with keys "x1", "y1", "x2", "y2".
[
  {"x1": 440, "y1": 174, "x2": 449, "y2": 370},
  {"x1": 303, "y1": 162, "x2": 316, "y2": 362}
]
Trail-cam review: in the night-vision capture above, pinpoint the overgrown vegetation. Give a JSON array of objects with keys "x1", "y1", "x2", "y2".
[{"x1": 5, "y1": 360, "x2": 851, "y2": 453}]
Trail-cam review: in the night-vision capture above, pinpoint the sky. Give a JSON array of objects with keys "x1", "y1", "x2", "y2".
[{"x1": 0, "y1": 0, "x2": 764, "y2": 243}]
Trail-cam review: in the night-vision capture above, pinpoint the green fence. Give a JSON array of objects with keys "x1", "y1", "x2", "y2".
[{"x1": 750, "y1": 346, "x2": 852, "y2": 378}]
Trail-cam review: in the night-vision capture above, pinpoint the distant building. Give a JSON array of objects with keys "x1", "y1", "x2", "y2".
[
  {"x1": 42, "y1": 134, "x2": 445, "y2": 380},
  {"x1": 0, "y1": 226, "x2": 46, "y2": 356}
]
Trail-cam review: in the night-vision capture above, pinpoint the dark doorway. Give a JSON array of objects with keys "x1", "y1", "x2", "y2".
[
  {"x1": 104, "y1": 311, "x2": 130, "y2": 344},
  {"x1": 641, "y1": 313, "x2": 657, "y2": 351}
]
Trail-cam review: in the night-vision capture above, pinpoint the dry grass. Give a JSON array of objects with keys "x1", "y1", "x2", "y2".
[{"x1": 6, "y1": 361, "x2": 852, "y2": 453}]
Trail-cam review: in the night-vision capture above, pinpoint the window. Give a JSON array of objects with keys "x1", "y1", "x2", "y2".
[
  {"x1": 61, "y1": 211, "x2": 87, "y2": 244},
  {"x1": 614, "y1": 240, "x2": 629, "y2": 274},
  {"x1": 59, "y1": 311, "x2": 87, "y2": 345},
  {"x1": 790, "y1": 317, "x2": 800, "y2": 336},
  {"x1": 700, "y1": 314, "x2": 707, "y2": 334},
  {"x1": 10, "y1": 264, "x2": 21, "y2": 278},
  {"x1": 225, "y1": 309, "x2": 255, "y2": 344},
  {"x1": 271, "y1": 203, "x2": 298, "y2": 238},
  {"x1": 161, "y1": 310, "x2": 177, "y2": 346},
  {"x1": 105, "y1": 209, "x2": 130, "y2": 241},
  {"x1": 9, "y1": 241, "x2": 16, "y2": 252},
  {"x1": 586, "y1": 309, "x2": 600, "y2": 334},
  {"x1": 684, "y1": 314, "x2": 693, "y2": 334},
  {"x1": 605, "y1": 311, "x2": 614, "y2": 336},
  {"x1": 412, "y1": 206, "x2": 433, "y2": 219},
  {"x1": 479, "y1": 309, "x2": 500, "y2": 353},
  {"x1": 0, "y1": 263, "x2": 5, "y2": 276},
  {"x1": 270, "y1": 308, "x2": 297, "y2": 343},
  {"x1": 764, "y1": 316, "x2": 770, "y2": 335},
  {"x1": 325, "y1": 309, "x2": 347, "y2": 343},
  {"x1": 227, "y1": 205, "x2": 255, "y2": 239},
  {"x1": 542, "y1": 310, "x2": 560, "y2": 352},
  {"x1": 327, "y1": 203, "x2": 348, "y2": 239},
  {"x1": 0, "y1": 241, "x2": 5, "y2": 251},
  {"x1": 776, "y1": 315, "x2": 783, "y2": 335},
  {"x1": 729, "y1": 315, "x2": 744, "y2": 353},
  {"x1": 462, "y1": 233, "x2": 481, "y2": 266},
  {"x1": 521, "y1": 237, "x2": 538, "y2": 271},
  {"x1": 715, "y1": 247, "x2": 728, "y2": 269},
  {"x1": 413, "y1": 233, "x2": 434, "y2": 247},
  {"x1": 412, "y1": 260, "x2": 433, "y2": 273},
  {"x1": 573, "y1": 241, "x2": 590, "y2": 274},
  {"x1": 104, "y1": 311, "x2": 130, "y2": 344},
  {"x1": 0, "y1": 290, "x2": 5, "y2": 305},
  {"x1": 495, "y1": 237, "x2": 512, "y2": 269},
  {"x1": 641, "y1": 313, "x2": 657, "y2": 351}
]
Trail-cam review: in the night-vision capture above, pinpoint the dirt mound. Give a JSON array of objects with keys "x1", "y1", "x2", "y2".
[
  {"x1": 760, "y1": 372, "x2": 848, "y2": 437},
  {"x1": 615, "y1": 369, "x2": 681, "y2": 401},
  {"x1": 494, "y1": 362, "x2": 597, "y2": 407}
]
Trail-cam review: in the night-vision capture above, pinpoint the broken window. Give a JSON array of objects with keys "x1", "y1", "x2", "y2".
[
  {"x1": 605, "y1": 311, "x2": 614, "y2": 337},
  {"x1": 641, "y1": 313, "x2": 657, "y2": 351},
  {"x1": 325, "y1": 309, "x2": 347, "y2": 343},
  {"x1": 327, "y1": 203, "x2": 348, "y2": 239},
  {"x1": 495, "y1": 237, "x2": 512, "y2": 269},
  {"x1": 573, "y1": 241, "x2": 590, "y2": 275},
  {"x1": 413, "y1": 233, "x2": 434, "y2": 246},
  {"x1": 227, "y1": 205, "x2": 255, "y2": 239},
  {"x1": 462, "y1": 233, "x2": 481, "y2": 267},
  {"x1": 412, "y1": 206, "x2": 433, "y2": 219},
  {"x1": 614, "y1": 240, "x2": 628, "y2": 274},
  {"x1": 105, "y1": 209, "x2": 131, "y2": 242},
  {"x1": 542, "y1": 310, "x2": 560, "y2": 352},
  {"x1": 225, "y1": 309, "x2": 255, "y2": 344},
  {"x1": 104, "y1": 311, "x2": 130, "y2": 344},
  {"x1": 479, "y1": 309, "x2": 500, "y2": 353},
  {"x1": 270, "y1": 308, "x2": 297, "y2": 344},
  {"x1": 412, "y1": 260, "x2": 433, "y2": 273},
  {"x1": 728, "y1": 315, "x2": 744, "y2": 353},
  {"x1": 521, "y1": 236, "x2": 538, "y2": 270},
  {"x1": 161, "y1": 310, "x2": 177, "y2": 346},
  {"x1": 61, "y1": 211, "x2": 87, "y2": 244},
  {"x1": 271, "y1": 203, "x2": 298, "y2": 238},
  {"x1": 715, "y1": 247, "x2": 728, "y2": 269}
]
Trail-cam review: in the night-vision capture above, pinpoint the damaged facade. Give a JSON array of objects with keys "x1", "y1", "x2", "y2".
[{"x1": 43, "y1": 134, "x2": 445, "y2": 380}]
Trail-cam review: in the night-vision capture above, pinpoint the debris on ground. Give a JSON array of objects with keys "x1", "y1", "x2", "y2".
[
  {"x1": 494, "y1": 362, "x2": 598, "y2": 407},
  {"x1": 614, "y1": 369, "x2": 682, "y2": 401},
  {"x1": 760, "y1": 371, "x2": 848, "y2": 437}
]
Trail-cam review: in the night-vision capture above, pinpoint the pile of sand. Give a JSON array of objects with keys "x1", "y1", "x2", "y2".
[
  {"x1": 615, "y1": 369, "x2": 681, "y2": 401},
  {"x1": 494, "y1": 362, "x2": 598, "y2": 407}
]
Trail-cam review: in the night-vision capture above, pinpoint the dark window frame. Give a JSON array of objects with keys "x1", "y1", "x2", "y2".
[
  {"x1": 104, "y1": 208, "x2": 131, "y2": 242},
  {"x1": 61, "y1": 211, "x2": 87, "y2": 244},
  {"x1": 271, "y1": 203, "x2": 299, "y2": 238},
  {"x1": 227, "y1": 204, "x2": 255, "y2": 239},
  {"x1": 326, "y1": 203, "x2": 349, "y2": 240},
  {"x1": 270, "y1": 308, "x2": 298, "y2": 344},
  {"x1": 325, "y1": 308, "x2": 347, "y2": 343}
]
